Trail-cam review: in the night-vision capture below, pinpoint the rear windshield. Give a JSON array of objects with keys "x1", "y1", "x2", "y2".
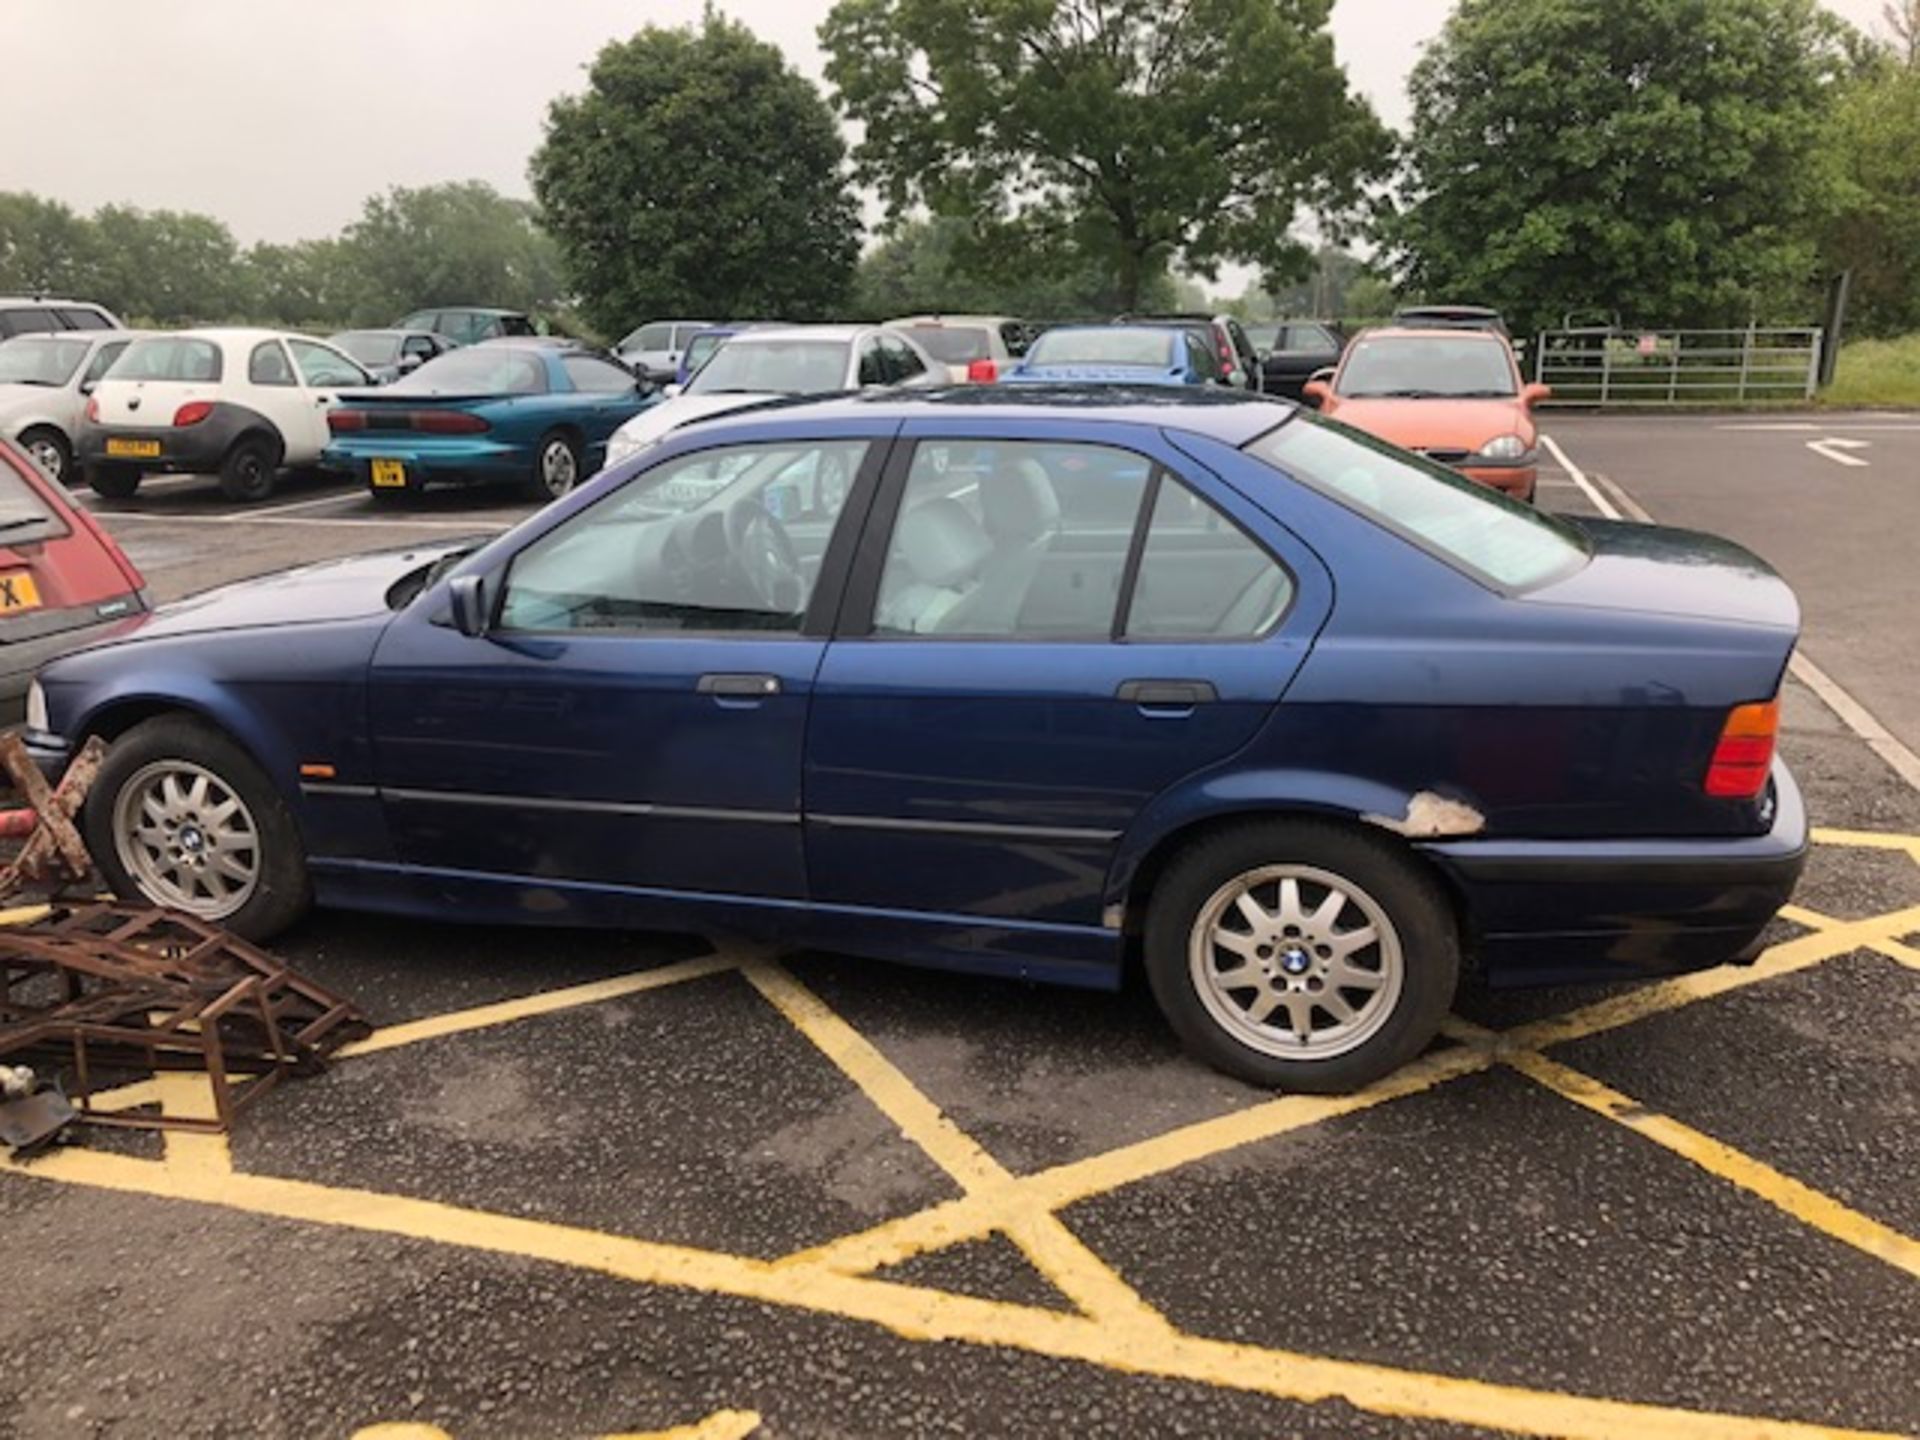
[
  {"x1": 388, "y1": 349, "x2": 546, "y2": 395},
  {"x1": 333, "y1": 331, "x2": 402, "y2": 365},
  {"x1": 113, "y1": 337, "x2": 222, "y2": 383},
  {"x1": 900, "y1": 325, "x2": 992, "y2": 364},
  {"x1": 1026, "y1": 329, "x2": 1171, "y2": 367},
  {"x1": 1337, "y1": 335, "x2": 1515, "y2": 398},
  {"x1": 1247, "y1": 414, "x2": 1587, "y2": 592},
  {"x1": 0, "y1": 336, "x2": 90, "y2": 386},
  {"x1": 0, "y1": 450, "x2": 67, "y2": 543},
  {"x1": 686, "y1": 339, "x2": 848, "y2": 395}
]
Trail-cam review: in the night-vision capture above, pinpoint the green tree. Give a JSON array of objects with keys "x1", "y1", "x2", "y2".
[
  {"x1": 1391, "y1": 0, "x2": 1854, "y2": 338},
  {"x1": 243, "y1": 238, "x2": 357, "y2": 329},
  {"x1": 0, "y1": 193, "x2": 97, "y2": 297},
  {"x1": 336, "y1": 181, "x2": 563, "y2": 325},
  {"x1": 531, "y1": 12, "x2": 859, "y2": 334},
  {"x1": 855, "y1": 216, "x2": 1182, "y2": 319},
  {"x1": 1824, "y1": 62, "x2": 1920, "y2": 334},
  {"x1": 821, "y1": 0, "x2": 1389, "y2": 313},
  {"x1": 88, "y1": 206, "x2": 248, "y2": 323}
]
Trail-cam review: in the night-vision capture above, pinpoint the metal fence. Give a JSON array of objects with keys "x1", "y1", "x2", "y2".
[{"x1": 1532, "y1": 327, "x2": 1824, "y2": 406}]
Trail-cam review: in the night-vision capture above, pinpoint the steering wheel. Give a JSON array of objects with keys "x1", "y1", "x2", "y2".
[{"x1": 725, "y1": 499, "x2": 804, "y2": 612}]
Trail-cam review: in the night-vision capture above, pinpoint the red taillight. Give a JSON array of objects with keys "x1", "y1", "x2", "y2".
[
  {"x1": 1704, "y1": 698, "x2": 1780, "y2": 798},
  {"x1": 327, "y1": 410, "x2": 368, "y2": 433},
  {"x1": 411, "y1": 410, "x2": 490, "y2": 434},
  {"x1": 966, "y1": 358, "x2": 998, "y2": 383},
  {"x1": 172, "y1": 401, "x2": 214, "y2": 427},
  {"x1": 84, "y1": 397, "x2": 99, "y2": 423}
]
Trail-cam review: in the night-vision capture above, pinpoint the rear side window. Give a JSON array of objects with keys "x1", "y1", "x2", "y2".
[
  {"x1": 632, "y1": 323, "x2": 673, "y2": 351},
  {"x1": 498, "y1": 314, "x2": 537, "y2": 337},
  {"x1": 1249, "y1": 415, "x2": 1587, "y2": 592},
  {"x1": 1125, "y1": 480, "x2": 1293, "y2": 639},
  {"x1": 0, "y1": 308, "x2": 58, "y2": 337},
  {"x1": 114, "y1": 337, "x2": 223, "y2": 382},
  {"x1": 58, "y1": 307, "x2": 112, "y2": 330},
  {"x1": 561, "y1": 355, "x2": 637, "y2": 393}
]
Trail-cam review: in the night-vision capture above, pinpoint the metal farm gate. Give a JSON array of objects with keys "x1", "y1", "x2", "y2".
[{"x1": 1533, "y1": 327, "x2": 1823, "y2": 406}]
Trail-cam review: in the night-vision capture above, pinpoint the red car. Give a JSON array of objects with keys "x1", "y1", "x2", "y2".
[{"x1": 0, "y1": 439, "x2": 147, "y2": 711}]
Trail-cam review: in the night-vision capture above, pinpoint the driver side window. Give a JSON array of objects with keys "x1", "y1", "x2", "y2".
[{"x1": 497, "y1": 440, "x2": 870, "y2": 636}]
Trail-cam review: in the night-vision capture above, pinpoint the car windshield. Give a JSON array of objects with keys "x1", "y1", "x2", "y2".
[
  {"x1": 112, "y1": 337, "x2": 222, "y2": 383},
  {"x1": 333, "y1": 332, "x2": 403, "y2": 365},
  {"x1": 387, "y1": 349, "x2": 545, "y2": 395},
  {"x1": 899, "y1": 325, "x2": 992, "y2": 364},
  {"x1": 1026, "y1": 330, "x2": 1171, "y2": 367},
  {"x1": 1248, "y1": 413, "x2": 1587, "y2": 592},
  {"x1": 685, "y1": 339, "x2": 848, "y2": 395},
  {"x1": 1337, "y1": 336, "x2": 1516, "y2": 398},
  {"x1": 0, "y1": 337, "x2": 90, "y2": 386}
]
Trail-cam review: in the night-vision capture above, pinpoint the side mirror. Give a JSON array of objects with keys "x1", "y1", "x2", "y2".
[
  {"x1": 1301, "y1": 380, "x2": 1334, "y2": 409},
  {"x1": 78, "y1": 379, "x2": 97, "y2": 396},
  {"x1": 1521, "y1": 382, "x2": 1553, "y2": 406},
  {"x1": 447, "y1": 574, "x2": 490, "y2": 638},
  {"x1": 398, "y1": 354, "x2": 425, "y2": 374},
  {"x1": 662, "y1": 383, "x2": 683, "y2": 399}
]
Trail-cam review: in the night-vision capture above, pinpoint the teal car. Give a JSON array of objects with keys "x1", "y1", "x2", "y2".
[{"x1": 323, "y1": 342, "x2": 659, "y2": 502}]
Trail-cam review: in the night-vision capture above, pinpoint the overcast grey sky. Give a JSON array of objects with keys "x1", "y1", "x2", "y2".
[{"x1": 0, "y1": 0, "x2": 1891, "y2": 246}]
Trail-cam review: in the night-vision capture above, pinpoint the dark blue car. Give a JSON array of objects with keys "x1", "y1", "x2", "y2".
[
  {"x1": 323, "y1": 342, "x2": 658, "y2": 502},
  {"x1": 24, "y1": 391, "x2": 1806, "y2": 1090}
]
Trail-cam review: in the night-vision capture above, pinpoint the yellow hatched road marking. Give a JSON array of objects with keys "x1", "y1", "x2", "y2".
[
  {"x1": 602, "y1": 1409, "x2": 763, "y2": 1440},
  {"x1": 1506, "y1": 1051, "x2": 1920, "y2": 1281},
  {"x1": 1809, "y1": 826, "x2": 1920, "y2": 854},
  {"x1": 2, "y1": 1145, "x2": 1903, "y2": 1440}
]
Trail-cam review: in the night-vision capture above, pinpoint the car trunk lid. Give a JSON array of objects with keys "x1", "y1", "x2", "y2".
[{"x1": 1528, "y1": 518, "x2": 1799, "y2": 632}]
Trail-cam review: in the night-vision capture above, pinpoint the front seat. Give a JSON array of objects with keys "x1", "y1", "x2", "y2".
[
  {"x1": 937, "y1": 458, "x2": 1060, "y2": 634},
  {"x1": 876, "y1": 498, "x2": 994, "y2": 634}
]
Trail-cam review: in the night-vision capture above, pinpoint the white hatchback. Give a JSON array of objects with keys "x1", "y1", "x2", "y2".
[
  {"x1": 0, "y1": 330, "x2": 144, "y2": 486},
  {"x1": 76, "y1": 328, "x2": 373, "y2": 502}
]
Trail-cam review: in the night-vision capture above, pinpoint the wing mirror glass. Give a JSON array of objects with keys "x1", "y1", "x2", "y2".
[{"x1": 447, "y1": 574, "x2": 490, "y2": 638}]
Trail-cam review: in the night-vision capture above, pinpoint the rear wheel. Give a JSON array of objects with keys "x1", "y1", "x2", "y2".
[
  {"x1": 85, "y1": 463, "x2": 141, "y2": 499},
  {"x1": 1144, "y1": 820, "x2": 1458, "y2": 1092},
  {"x1": 218, "y1": 438, "x2": 279, "y2": 503},
  {"x1": 18, "y1": 426, "x2": 72, "y2": 485},
  {"x1": 84, "y1": 715, "x2": 311, "y2": 941},
  {"x1": 526, "y1": 430, "x2": 581, "y2": 501}
]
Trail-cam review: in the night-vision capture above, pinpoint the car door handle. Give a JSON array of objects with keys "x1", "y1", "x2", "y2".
[
  {"x1": 697, "y1": 673, "x2": 782, "y2": 698},
  {"x1": 1117, "y1": 679, "x2": 1218, "y2": 707}
]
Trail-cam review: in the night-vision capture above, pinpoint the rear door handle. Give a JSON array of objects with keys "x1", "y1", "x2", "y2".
[
  {"x1": 1116, "y1": 679, "x2": 1218, "y2": 707},
  {"x1": 698, "y1": 672, "x2": 782, "y2": 699}
]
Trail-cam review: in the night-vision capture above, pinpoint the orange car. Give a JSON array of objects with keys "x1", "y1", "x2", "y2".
[{"x1": 1302, "y1": 327, "x2": 1551, "y2": 502}]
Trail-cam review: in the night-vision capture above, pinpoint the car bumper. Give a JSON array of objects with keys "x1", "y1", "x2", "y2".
[
  {"x1": 76, "y1": 417, "x2": 242, "y2": 474},
  {"x1": 1455, "y1": 462, "x2": 1537, "y2": 501},
  {"x1": 323, "y1": 439, "x2": 531, "y2": 487},
  {"x1": 1421, "y1": 758, "x2": 1808, "y2": 986}
]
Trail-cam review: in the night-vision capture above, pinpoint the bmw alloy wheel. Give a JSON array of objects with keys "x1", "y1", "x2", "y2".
[
  {"x1": 1187, "y1": 863, "x2": 1405, "y2": 1061},
  {"x1": 110, "y1": 760, "x2": 261, "y2": 919}
]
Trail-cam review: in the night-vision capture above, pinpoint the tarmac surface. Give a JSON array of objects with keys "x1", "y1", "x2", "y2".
[{"x1": 1, "y1": 423, "x2": 1917, "y2": 1440}]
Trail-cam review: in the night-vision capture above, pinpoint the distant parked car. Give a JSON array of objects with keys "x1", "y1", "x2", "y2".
[
  {"x1": 1117, "y1": 312, "x2": 1262, "y2": 391},
  {"x1": 1303, "y1": 326, "x2": 1549, "y2": 502},
  {"x1": 1251, "y1": 320, "x2": 1345, "y2": 398},
  {"x1": 0, "y1": 437, "x2": 147, "y2": 707},
  {"x1": 77, "y1": 329, "x2": 374, "y2": 503},
  {"x1": 0, "y1": 330, "x2": 145, "y2": 485},
  {"x1": 330, "y1": 329, "x2": 458, "y2": 385},
  {"x1": 615, "y1": 320, "x2": 717, "y2": 384},
  {"x1": 322, "y1": 340, "x2": 657, "y2": 502},
  {"x1": 395, "y1": 307, "x2": 537, "y2": 346},
  {"x1": 1003, "y1": 325, "x2": 1226, "y2": 387},
  {"x1": 674, "y1": 323, "x2": 785, "y2": 386},
  {"x1": 886, "y1": 315, "x2": 1027, "y2": 382},
  {"x1": 0, "y1": 297, "x2": 121, "y2": 339},
  {"x1": 604, "y1": 324, "x2": 941, "y2": 467},
  {"x1": 1393, "y1": 305, "x2": 1509, "y2": 339}
]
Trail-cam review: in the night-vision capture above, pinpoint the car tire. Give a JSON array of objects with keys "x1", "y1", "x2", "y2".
[
  {"x1": 85, "y1": 463, "x2": 142, "y2": 499},
  {"x1": 1143, "y1": 819, "x2": 1458, "y2": 1092},
  {"x1": 83, "y1": 714, "x2": 312, "y2": 942},
  {"x1": 527, "y1": 430, "x2": 581, "y2": 501},
  {"x1": 18, "y1": 426, "x2": 72, "y2": 485},
  {"x1": 218, "y1": 438, "x2": 279, "y2": 503}
]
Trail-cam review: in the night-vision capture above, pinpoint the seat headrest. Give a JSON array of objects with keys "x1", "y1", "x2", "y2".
[
  {"x1": 981, "y1": 457, "x2": 1061, "y2": 542},
  {"x1": 896, "y1": 498, "x2": 993, "y2": 588}
]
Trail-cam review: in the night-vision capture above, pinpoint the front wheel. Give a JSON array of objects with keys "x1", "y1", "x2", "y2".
[
  {"x1": 1144, "y1": 820, "x2": 1458, "y2": 1092},
  {"x1": 83, "y1": 715, "x2": 312, "y2": 941}
]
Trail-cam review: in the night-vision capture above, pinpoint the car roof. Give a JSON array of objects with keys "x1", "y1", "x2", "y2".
[
  {"x1": 725, "y1": 324, "x2": 873, "y2": 344},
  {"x1": 1359, "y1": 326, "x2": 1510, "y2": 344},
  {"x1": 405, "y1": 305, "x2": 525, "y2": 317},
  {"x1": 697, "y1": 386, "x2": 1294, "y2": 445},
  {"x1": 888, "y1": 315, "x2": 1022, "y2": 328},
  {"x1": 0, "y1": 296, "x2": 111, "y2": 308}
]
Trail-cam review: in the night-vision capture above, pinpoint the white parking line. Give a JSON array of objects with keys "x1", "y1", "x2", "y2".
[{"x1": 1542, "y1": 432, "x2": 1920, "y2": 794}]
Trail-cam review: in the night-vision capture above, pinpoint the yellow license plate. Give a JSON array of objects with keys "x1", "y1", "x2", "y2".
[
  {"x1": 370, "y1": 459, "x2": 407, "y2": 488},
  {"x1": 0, "y1": 571, "x2": 42, "y2": 614},
  {"x1": 105, "y1": 438, "x2": 161, "y2": 459}
]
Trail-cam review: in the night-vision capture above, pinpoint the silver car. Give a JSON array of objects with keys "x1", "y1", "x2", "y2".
[
  {"x1": 615, "y1": 319, "x2": 718, "y2": 384},
  {"x1": 0, "y1": 330, "x2": 145, "y2": 485}
]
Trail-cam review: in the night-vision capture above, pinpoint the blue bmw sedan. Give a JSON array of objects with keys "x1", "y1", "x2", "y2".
[
  {"x1": 24, "y1": 389, "x2": 1806, "y2": 1090},
  {"x1": 323, "y1": 341, "x2": 658, "y2": 502},
  {"x1": 1003, "y1": 325, "x2": 1222, "y2": 387}
]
